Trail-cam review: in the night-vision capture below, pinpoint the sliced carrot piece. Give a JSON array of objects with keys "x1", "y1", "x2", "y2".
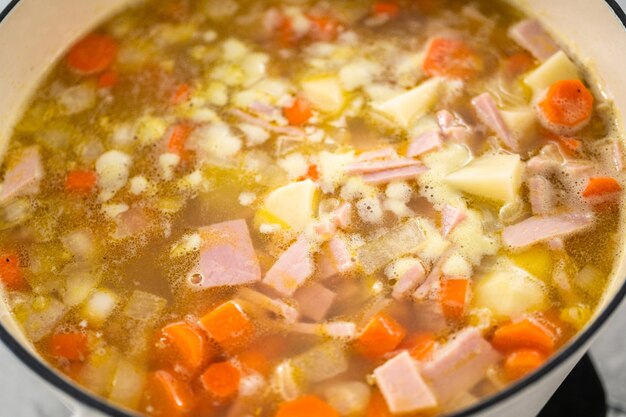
[
  {"x1": 373, "y1": 2, "x2": 400, "y2": 18},
  {"x1": 547, "y1": 132, "x2": 582, "y2": 156},
  {"x1": 403, "y1": 332, "x2": 436, "y2": 361},
  {"x1": 366, "y1": 390, "x2": 393, "y2": 417},
  {"x1": 276, "y1": 395, "x2": 340, "y2": 417},
  {"x1": 423, "y1": 38, "x2": 483, "y2": 80},
  {"x1": 503, "y1": 52, "x2": 535, "y2": 78},
  {"x1": 67, "y1": 34, "x2": 118, "y2": 75},
  {"x1": 161, "y1": 321, "x2": 213, "y2": 374},
  {"x1": 440, "y1": 278, "x2": 471, "y2": 320},
  {"x1": 97, "y1": 70, "x2": 119, "y2": 89},
  {"x1": 50, "y1": 332, "x2": 88, "y2": 362},
  {"x1": 198, "y1": 301, "x2": 254, "y2": 352},
  {"x1": 582, "y1": 177, "x2": 623, "y2": 198},
  {"x1": 355, "y1": 312, "x2": 406, "y2": 360},
  {"x1": 491, "y1": 319, "x2": 556, "y2": 354},
  {"x1": 167, "y1": 124, "x2": 193, "y2": 157},
  {"x1": 538, "y1": 80, "x2": 594, "y2": 129},
  {"x1": 283, "y1": 97, "x2": 313, "y2": 126},
  {"x1": 65, "y1": 170, "x2": 97, "y2": 194},
  {"x1": 147, "y1": 370, "x2": 196, "y2": 417},
  {"x1": 236, "y1": 349, "x2": 271, "y2": 376},
  {"x1": 0, "y1": 253, "x2": 26, "y2": 291},
  {"x1": 200, "y1": 361, "x2": 241, "y2": 399},
  {"x1": 303, "y1": 164, "x2": 319, "y2": 181},
  {"x1": 171, "y1": 83, "x2": 191, "y2": 105},
  {"x1": 503, "y1": 349, "x2": 547, "y2": 381}
]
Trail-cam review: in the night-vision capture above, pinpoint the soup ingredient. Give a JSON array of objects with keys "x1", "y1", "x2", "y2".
[
  {"x1": 491, "y1": 319, "x2": 557, "y2": 354},
  {"x1": 67, "y1": 34, "x2": 118, "y2": 75},
  {"x1": 50, "y1": 332, "x2": 88, "y2": 361},
  {"x1": 160, "y1": 322, "x2": 211, "y2": 374},
  {"x1": 582, "y1": 176, "x2": 623, "y2": 199},
  {"x1": 524, "y1": 51, "x2": 579, "y2": 96},
  {"x1": 147, "y1": 370, "x2": 195, "y2": 417},
  {"x1": 275, "y1": 395, "x2": 339, "y2": 417},
  {"x1": 375, "y1": 78, "x2": 443, "y2": 128},
  {"x1": 503, "y1": 349, "x2": 547, "y2": 381},
  {"x1": 423, "y1": 38, "x2": 482, "y2": 80},
  {"x1": 537, "y1": 80, "x2": 594, "y2": 133},
  {"x1": 445, "y1": 154, "x2": 524, "y2": 202},
  {"x1": 508, "y1": 19, "x2": 559, "y2": 61},
  {"x1": 0, "y1": 253, "x2": 25, "y2": 291},
  {"x1": 201, "y1": 361, "x2": 241, "y2": 398},
  {"x1": 65, "y1": 170, "x2": 97, "y2": 194},
  {"x1": 198, "y1": 301, "x2": 254, "y2": 351},
  {"x1": 502, "y1": 212, "x2": 594, "y2": 248},
  {"x1": 355, "y1": 312, "x2": 406, "y2": 360},
  {"x1": 374, "y1": 351, "x2": 437, "y2": 414}
]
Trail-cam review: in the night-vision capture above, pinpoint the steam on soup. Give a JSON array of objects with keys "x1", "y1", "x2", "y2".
[{"x1": 0, "y1": 0, "x2": 623, "y2": 416}]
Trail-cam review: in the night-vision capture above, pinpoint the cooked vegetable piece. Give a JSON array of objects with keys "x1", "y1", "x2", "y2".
[
  {"x1": 537, "y1": 80, "x2": 594, "y2": 133},
  {"x1": 503, "y1": 349, "x2": 547, "y2": 381},
  {"x1": 276, "y1": 395, "x2": 340, "y2": 417},
  {"x1": 440, "y1": 278, "x2": 470, "y2": 320},
  {"x1": 423, "y1": 38, "x2": 482, "y2": 80},
  {"x1": 201, "y1": 361, "x2": 241, "y2": 398},
  {"x1": 375, "y1": 78, "x2": 443, "y2": 128},
  {"x1": 199, "y1": 301, "x2": 254, "y2": 351},
  {"x1": 284, "y1": 97, "x2": 313, "y2": 126},
  {"x1": 109, "y1": 359, "x2": 147, "y2": 409},
  {"x1": 147, "y1": 370, "x2": 196, "y2": 417},
  {"x1": 67, "y1": 34, "x2": 118, "y2": 75},
  {"x1": 160, "y1": 321, "x2": 212, "y2": 373},
  {"x1": 50, "y1": 332, "x2": 88, "y2": 361},
  {"x1": 167, "y1": 124, "x2": 193, "y2": 156},
  {"x1": 366, "y1": 390, "x2": 394, "y2": 417},
  {"x1": 301, "y1": 76, "x2": 345, "y2": 114},
  {"x1": 65, "y1": 170, "x2": 97, "y2": 193},
  {"x1": 355, "y1": 313, "x2": 406, "y2": 360},
  {"x1": 263, "y1": 180, "x2": 319, "y2": 232},
  {"x1": 373, "y1": 2, "x2": 400, "y2": 18},
  {"x1": 0, "y1": 253, "x2": 26, "y2": 291},
  {"x1": 404, "y1": 333, "x2": 436, "y2": 361},
  {"x1": 445, "y1": 154, "x2": 524, "y2": 203},
  {"x1": 524, "y1": 51, "x2": 579, "y2": 97},
  {"x1": 582, "y1": 177, "x2": 623, "y2": 198},
  {"x1": 491, "y1": 318, "x2": 557, "y2": 354}
]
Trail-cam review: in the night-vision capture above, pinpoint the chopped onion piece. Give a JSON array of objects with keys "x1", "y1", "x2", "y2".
[
  {"x1": 324, "y1": 381, "x2": 371, "y2": 416},
  {"x1": 123, "y1": 291, "x2": 167, "y2": 323}
]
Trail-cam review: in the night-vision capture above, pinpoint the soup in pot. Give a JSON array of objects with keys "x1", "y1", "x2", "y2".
[{"x1": 0, "y1": 0, "x2": 623, "y2": 416}]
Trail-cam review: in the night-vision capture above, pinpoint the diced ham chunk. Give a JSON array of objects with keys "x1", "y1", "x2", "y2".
[
  {"x1": 374, "y1": 351, "x2": 438, "y2": 414},
  {"x1": 0, "y1": 146, "x2": 43, "y2": 204},
  {"x1": 414, "y1": 301, "x2": 449, "y2": 334},
  {"x1": 528, "y1": 176, "x2": 556, "y2": 216},
  {"x1": 198, "y1": 220, "x2": 262, "y2": 288},
  {"x1": 508, "y1": 19, "x2": 559, "y2": 61},
  {"x1": 330, "y1": 202, "x2": 352, "y2": 229},
  {"x1": 313, "y1": 219, "x2": 337, "y2": 240},
  {"x1": 436, "y1": 110, "x2": 474, "y2": 144},
  {"x1": 345, "y1": 158, "x2": 421, "y2": 175},
  {"x1": 263, "y1": 236, "x2": 314, "y2": 296},
  {"x1": 421, "y1": 328, "x2": 501, "y2": 402},
  {"x1": 526, "y1": 155, "x2": 561, "y2": 177},
  {"x1": 407, "y1": 131, "x2": 443, "y2": 158},
  {"x1": 471, "y1": 93, "x2": 517, "y2": 151},
  {"x1": 361, "y1": 165, "x2": 428, "y2": 185},
  {"x1": 293, "y1": 282, "x2": 337, "y2": 322},
  {"x1": 502, "y1": 212, "x2": 595, "y2": 248},
  {"x1": 318, "y1": 236, "x2": 355, "y2": 280},
  {"x1": 392, "y1": 262, "x2": 426, "y2": 300},
  {"x1": 441, "y1": 205, "x2": 467, "y2": 237},
  {"x1": 115, "y1": 207, "x2": 150, "y2": 239},
  {"x1": 357, "y1": 147, "x2": 399, "y2": 162}
]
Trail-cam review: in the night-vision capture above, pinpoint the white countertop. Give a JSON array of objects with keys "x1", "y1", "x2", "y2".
[{"x1": 2, "y1": 0, "x2": 626, "y2": 416}]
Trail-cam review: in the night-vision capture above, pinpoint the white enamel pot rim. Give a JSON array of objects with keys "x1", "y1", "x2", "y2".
[{"x1": 1, "y1": 1, "x2": 626, "y2": 417}]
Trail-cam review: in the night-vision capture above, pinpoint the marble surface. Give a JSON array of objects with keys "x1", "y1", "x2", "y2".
[{"x1": 2, "y1": 0, "x2": 626, "y2": 416}]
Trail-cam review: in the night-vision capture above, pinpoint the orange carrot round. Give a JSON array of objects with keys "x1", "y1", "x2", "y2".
[
  {"x1": 503, "y1": 349, "x2": 547, "y2": 381},
  {"x1": 67, "y1": 34, "x2": 118, "y2": 75},
  {"x1": 374, "y1": 2, "x2": 400, "y2": 18},
  {"x1": 97, "y1": 70, "x2": 119, "y2": 89},
  {"x1": 167, "y1": 124, "x2": 193, "y2": 156},
  {"x1": 147, "y1": 370, "x2": 196, "y2": 417},
  {"x1": 423, "y1": 38, "x2": 483, "y2": 80},
  {"x1": 276, "y1": 395, "x2": 340, "y2": 417},
  {"x1": 403, "y1": 332, "x2": 436, "y2": 361},
  {"x1": 65, "y1": 170, "x2": 97, "y2": 194},
  {"x1": 198, "y1": 301, "x2": 254, "y2": 352},
  {"x1": 582, "y1": 176, "x2": 623, "y2": 198},
  {"x1": 0, "y1": 253, "x2": 26, "y2": 291},
  {"x1": 201, "y1": 361, "x2": 241, "y2": 399},
  {"x1": 354, "y1": 312, "x2": 406, "y2": 360},
  {"x1": 161, "y1": 321, "x2": 213, "y2": 374},
  {"x1": 284, "y1": 97, "x2": 313, "y2": 126},
  {"x1": 537, "y1": 80, "x2": 594, "y2": 133},
  {"x1": 503, "y1": 52, "x2": 535, "y2": 78}
]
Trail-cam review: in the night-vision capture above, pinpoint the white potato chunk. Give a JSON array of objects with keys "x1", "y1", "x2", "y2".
[
  {"x1": 524, "y1": 51, "x2": 580, "y2": 98},
  {"x1": 96, "y1": 150, "x2": 132, "y2": 202},
  {"x1": 301, "y1": 76, "x2": 346, "y2": 113},
  {"x1": 500, "y1": 109, "x2": 538, "y2": 150},
  {"x1": 82, "y1": 289, "x2": 119, "y2": 327},
  {"x1": 474, "y1": 261, "x2": 547, "y2": 318},
  {"x1": 445, "y1": 154, "x2": 524, "y2": 203},
  {"x1": 374, "y1": 77, "x2": 443, "y2": 128},
  {"x1": 264, "y1": 179, "x2": 319, "y2": 231}
]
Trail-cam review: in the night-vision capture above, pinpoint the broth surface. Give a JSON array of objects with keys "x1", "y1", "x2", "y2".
[{"x1": 0, "y1": 1, "x2": 623, "y2": 416}]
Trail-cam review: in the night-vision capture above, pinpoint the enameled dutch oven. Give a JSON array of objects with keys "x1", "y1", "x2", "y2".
[{"x1": 1, "y1": 1, "x2": 626, "y2": 416}]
